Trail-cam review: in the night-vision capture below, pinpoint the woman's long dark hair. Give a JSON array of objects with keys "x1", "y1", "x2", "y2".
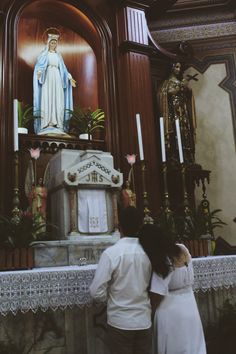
[{"x1": 139, "y1": 224, "x2": 181, "y2": 278}]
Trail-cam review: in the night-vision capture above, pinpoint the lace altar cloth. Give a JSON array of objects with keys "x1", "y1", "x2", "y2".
[
  {"x1": 192, "y1": 255, "x2": 236, "y2": 292},
  {"x1": 0, "y1": 265, "x2": 97, "y2": 316},
  {"x1": 0, "y1": 256, "x2": 236, "y2": 315}
]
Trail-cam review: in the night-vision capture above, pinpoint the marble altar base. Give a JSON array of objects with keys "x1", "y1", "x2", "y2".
[{"x1": 33, "y1": 231, "x2": 120, "y2": 267}]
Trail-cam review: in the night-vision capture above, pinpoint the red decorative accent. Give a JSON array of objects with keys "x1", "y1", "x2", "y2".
[
  {"x1": 0, "y1": 248, "x2": 34, "y2": 271},
  {"x1": 183, "y1": 239, "x2": 209, "y2": 258}
]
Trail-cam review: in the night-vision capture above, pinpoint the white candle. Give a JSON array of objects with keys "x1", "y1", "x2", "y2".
[
  {"x1": 135, "y1": 113, "x2": 144, "y2": 161},
  {"x1": 13, "y1": 99, "x2": 19, "y2": 151},
  {"x1": 175, "y1": 118, "x2": 184, "y2": 163},
  {"x1": 159, "y1": 117, "x2": 166, "y2": 162}
]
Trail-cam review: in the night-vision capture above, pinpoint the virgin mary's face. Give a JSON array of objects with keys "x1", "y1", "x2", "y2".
[{"x1": 49, "y1": 39, "x2": 57, "y2": 51}]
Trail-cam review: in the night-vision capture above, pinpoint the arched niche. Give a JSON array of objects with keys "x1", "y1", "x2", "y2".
[{"x1": 16, "y1": 0, "x2": 108, "y2": 136}]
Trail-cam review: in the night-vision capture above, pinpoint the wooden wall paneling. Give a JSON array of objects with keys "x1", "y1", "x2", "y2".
[
  {"x1": 116, "y1": 4, "x2": 162, "y2": 215},
  {"x1": 0, "y1": 11, "x2": 7, "y2": 213},
  {"x1": 94, "y1": 12, "x2": 120, "y2": 158},
  {"x1": 0, "y1": 1, "x2": 19, "y2": 214}
]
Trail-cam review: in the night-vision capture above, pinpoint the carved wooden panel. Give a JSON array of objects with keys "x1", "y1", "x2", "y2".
[
  {"x1": 117, "y1": 50, "x2": 161, "y2": 215},
  {"x1": 117, "y1": 6, "x2": 148, "y2": 45}
]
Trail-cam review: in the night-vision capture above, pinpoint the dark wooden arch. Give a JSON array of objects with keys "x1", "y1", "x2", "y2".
[{"x1": 0, "y1": 0, "x2": 119, "y2": 213}]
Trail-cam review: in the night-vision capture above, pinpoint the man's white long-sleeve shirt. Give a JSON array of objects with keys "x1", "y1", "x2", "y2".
[{"x1": 90, "y1": 237, "x2": 152, "y2": 330}]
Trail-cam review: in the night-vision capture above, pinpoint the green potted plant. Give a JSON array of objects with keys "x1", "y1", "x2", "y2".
[
  {"x1": 66, "y1": 106, "x2": 105, "y2": 139},
  {"x1": 175, "y1": 207, "x2": 226, "y2": 256},
  {"x1": 155, "y1": 206, "x2": 226, "y2": 257},
  {"x1": 182, "y1": 208, "x2": 226, "y2": 238},
  {"x1": 0, "y1": 211, "x2": 47, "y2": 270},
  {"x1": 18, "y1": 101, "x2": 41, "y2": 134}
]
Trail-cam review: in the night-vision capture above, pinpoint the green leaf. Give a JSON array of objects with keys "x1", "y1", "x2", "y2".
[
  {"x1": 66, "y1": 106, "x2": 105, "y2": 135},
  {"x1": 17, "y1": 102, "x2": 41, "y2": 128}
]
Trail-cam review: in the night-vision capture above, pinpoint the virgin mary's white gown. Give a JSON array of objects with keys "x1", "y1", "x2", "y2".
[
  {"x1": 33, "y1": 48, "x2": 73, "y2": 135},
  {"x1": 150, "y1": 244, "x2": 206, "y2": 354},
  {"x1": 41, "y1": 52, "x2": 65, "y2": 130}
]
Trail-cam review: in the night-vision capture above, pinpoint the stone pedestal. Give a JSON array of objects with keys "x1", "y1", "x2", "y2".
[
  {"x1": 40, "y1": 149, "x2": 123, "y2": 266},
  {"x1": 33, "y1": 232, "x2": 120, "y2": 267}
]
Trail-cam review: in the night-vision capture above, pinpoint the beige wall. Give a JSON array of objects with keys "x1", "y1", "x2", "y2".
[{"x1": 187, "y1": 64, "x2": 236, "y2": 244}]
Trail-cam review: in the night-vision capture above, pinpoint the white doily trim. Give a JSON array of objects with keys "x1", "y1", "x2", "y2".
[
  {"x1": 192, "y1": 255, "x2": 236, "y2": 292},
  {"x1": 0, "y1": 265, "x2": 96, "y2": 316},
  {"x1": 1, "y1": 256, "x2": 236, "y2": 315}
]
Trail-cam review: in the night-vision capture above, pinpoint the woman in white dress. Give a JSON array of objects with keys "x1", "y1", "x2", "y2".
[
  {"x1": 33, "y1": 33, "x2": 76, "y2": 134},
  {"x1": 139, "y1": 224, "x2": 206, "y2": 354}
]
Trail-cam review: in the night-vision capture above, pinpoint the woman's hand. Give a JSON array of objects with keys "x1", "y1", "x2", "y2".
[{"x1": 149, "y1": 292, "x2": 164, "y2": 322}]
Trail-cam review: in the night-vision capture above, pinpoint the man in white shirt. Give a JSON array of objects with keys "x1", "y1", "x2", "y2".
[{"x1": 90, "y1": 206, "x2": 152, "y2": 354}]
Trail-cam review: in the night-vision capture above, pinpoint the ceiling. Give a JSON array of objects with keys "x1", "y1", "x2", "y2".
[{"x1": 147, "y1": 0, "x2": 236, "y2": 25}]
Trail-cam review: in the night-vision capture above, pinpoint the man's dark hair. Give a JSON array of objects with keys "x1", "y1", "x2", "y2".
[{"x1": 119, "y1": 206, "x2": 143, "y2": 236}]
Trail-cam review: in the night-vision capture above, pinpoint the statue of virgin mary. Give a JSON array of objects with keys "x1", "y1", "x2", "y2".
[{"x1": 33, "y1": 32, "x2": 76, "y2": 135}]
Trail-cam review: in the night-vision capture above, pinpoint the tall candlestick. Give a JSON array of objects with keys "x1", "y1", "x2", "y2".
[
  {"x1": 159, "y1": 117, "x2": 166, "y2": 162},
  {"x1": 175, "y1": 118, "x2": 184, "y2": 163},
  {"x1": 141, "y1": 160, "x2": 153, "y2": 224},
  {"x1": 136, "y1": 113, "x2": 144, "y2": 161},
  {"x1": 13, "y1": 99, "x2": 19, "y2": 151},
  {"x1": 11, "y1": 151, "x2": 21, "y2": 224}
]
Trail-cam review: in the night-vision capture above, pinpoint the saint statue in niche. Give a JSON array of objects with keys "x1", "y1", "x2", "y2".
[
  {"x1": 25, "y1": 157, "x2": 48, "y2": 227},
  {"x1": 33, "y1": 28, "x2": 76, "y2": 136},
  {"x1": 28, "y1": 177, "x2": 47, "y2": 226},
  {"x1": 121, "y1": 155, "x2": 137, "y2": 209},
  {"x1": 121, "y1": 180, "x2": 136, "y2": 209},
  {"x1": 158, "y1": 62, "x2": 197, "y2": 164}
]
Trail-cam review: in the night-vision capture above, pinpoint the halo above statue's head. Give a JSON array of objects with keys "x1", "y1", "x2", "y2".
[{"x1": 42, "y1": 27, "x2": 61, "y2": 44}]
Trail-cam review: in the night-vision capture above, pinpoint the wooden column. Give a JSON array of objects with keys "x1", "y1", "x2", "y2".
[
  {"x1": 116, "y1": 2, "x2": 161, "y2": 215},
  {"x1": 0, "y1": 4, "x2": 16, "y2": 214}
]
